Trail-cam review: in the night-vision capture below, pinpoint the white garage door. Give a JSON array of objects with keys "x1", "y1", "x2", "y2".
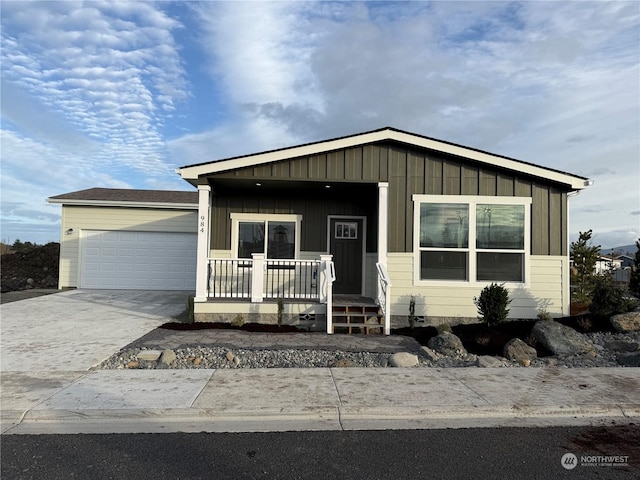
[{"x1": 80, "y1": 230, "x2": 197, "y2": 290}]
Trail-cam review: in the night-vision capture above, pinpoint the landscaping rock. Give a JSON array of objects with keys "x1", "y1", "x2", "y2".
[
  {"x1": 604, "y1": 340, "x2": 640, "y2": 353},
  {"x1": 610, "y1": 312, "x2": 640, "y2": 333},
  {"x1": 160, "y1": 349, "x2": 177, "y2": 366},
  {"x1": 532, "y1": 320, "x2": 595, "y2": 356},
  {"x1": 476, "y1": 355, "x2": 505, "y2": 368},
  {"x1": 427, "y1": 331, "x2": 467, "y2": 357},
  {"x1": 616, "y1": 351, "x2": 640, "y2": 367},
  {"x1": 504, "y1": 338, "x2": 537, "y2": 364},
  {"x1": 331, "y1": 358, "x2": 357, "y2": 367},
  {"x1": 226, "y1": 351, "x2": 235, "y2": 362},
  {"x1": 389, "y1": 352, "x2": 419, "y2": 367},
  {"x1": 420, "y1": 346, "x2": 440, "y2": 362},
  {"x1": 137, "y1": 350, "x2": 162, "y2": 362}
]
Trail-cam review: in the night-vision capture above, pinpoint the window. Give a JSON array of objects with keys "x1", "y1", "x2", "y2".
[
  {"x1": 232, "y1": 214, "x2": 301, "y2": 259},
  {"x1": 335, "y1": 222, "x2": 358, "y2": 239},
  {"x1": 414, "y1": 195, "x2": 530, "y2": 283}
]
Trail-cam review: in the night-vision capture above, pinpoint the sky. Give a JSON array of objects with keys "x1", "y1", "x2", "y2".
[{"x1": 1, "y1": 1, "x2": 639, "y2": 250}]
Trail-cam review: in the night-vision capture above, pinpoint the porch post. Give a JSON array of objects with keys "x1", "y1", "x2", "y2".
[
  {"x1": 195, "y1": 184, "x2": 211, "y2": 302},
  {"x1": 377, "y1": 182, "x2": 389, "y2": 267},
  {"x1": 251, "y1": 253, "x2": 265, "y2": 302}
]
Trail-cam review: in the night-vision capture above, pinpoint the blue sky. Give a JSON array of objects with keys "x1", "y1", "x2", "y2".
[{"x1": 1, "y1": 1, "x2": 638, "y2": 249}]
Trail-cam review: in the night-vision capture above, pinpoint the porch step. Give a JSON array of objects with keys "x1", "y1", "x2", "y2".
[{"x1": 331, "y1": 303, "x2": 383, "y2": 334}]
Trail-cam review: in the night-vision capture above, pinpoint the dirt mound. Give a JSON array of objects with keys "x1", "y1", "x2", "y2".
[{"x1": 1, "y1": 243, "x2": 60, "y2": 292}]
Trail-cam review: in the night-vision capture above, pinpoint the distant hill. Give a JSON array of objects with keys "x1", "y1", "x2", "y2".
[{"x1": 601, "y1": 244, "x2": 637, "y2": 256}]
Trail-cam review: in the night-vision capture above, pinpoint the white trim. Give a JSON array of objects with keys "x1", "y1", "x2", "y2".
[
  {"x1": 412, "y1": 195, "x2": 532, "y2": 287},
  {"x1": 327, "y1": 215, "x2": 367, "y2": 296},
  {"x1": 195, "y1": 185, "x2": 212, "y2": 301},
  {"x1": 179, "y1": 128, "x2": 588, "y2": 190},
  {"x1": 230, "y1": 213, "x2": 302, "y2": 259},
  {"x1": 47, "y1": 198, "x2": 198, "y2": 209},
  {"x1": 378, "y1": 182, "x2": 389, "y2": 268}
]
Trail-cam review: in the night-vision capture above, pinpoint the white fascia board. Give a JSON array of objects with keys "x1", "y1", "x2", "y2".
[
  {"x1": 179, "y1": 128, "x2": 589, "y2": 190},
  {"x1": 46, "y1": 198, "x2": 198, "y2": 210}
]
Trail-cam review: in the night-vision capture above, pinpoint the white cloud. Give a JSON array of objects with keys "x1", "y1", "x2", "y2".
[{"x1": 1, "y1": 1, "x2": 638, "y2": 249}]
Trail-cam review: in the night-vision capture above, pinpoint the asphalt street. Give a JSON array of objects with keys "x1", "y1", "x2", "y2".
[{"x1": 2, "y1": 425, "x2": 639, "y2": 480}]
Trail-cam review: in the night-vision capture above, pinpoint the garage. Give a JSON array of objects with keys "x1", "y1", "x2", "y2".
[
  {"x1": 47, "y1": 188, "x2": 199, "y2": 291},
  {"x1": 80, "y1": 230, "x2": 197, "y2": 290}
]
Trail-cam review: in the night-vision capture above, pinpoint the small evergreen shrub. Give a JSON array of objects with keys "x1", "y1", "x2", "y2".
[
  {"x1": 277, "y1": 297, "x2": 284, "y2": 326},
  {"x1": 590, "y1": 275, "x2": 639, "y2": 318},
  {"x1": 408, "y1": 296, "x2": 416, "y2": 329},
  {"x1": 537, "y1": 308, "x2": 552, "y2": 321},
  {"x1": 436, "y1": 323, "x2": 452, "y2": 334},
  {"x1": 474, "y1": 283, "x2": 511, "y2": 326}
]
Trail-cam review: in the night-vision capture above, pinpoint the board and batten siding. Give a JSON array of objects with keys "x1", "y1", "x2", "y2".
[
  {"x1": 59, "y1": 206, "x2": 197, "y2": 288},
  {"x1": 386, "y1": 253, "x2": 568, "y2": 324},
  {"x1": 209, "y1": 185, "x2": 377, "y2": 253},
  {"x1": 207, "y1": 142, "x2": 569, "y2": 257}
]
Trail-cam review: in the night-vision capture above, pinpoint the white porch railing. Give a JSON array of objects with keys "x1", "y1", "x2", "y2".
[
  {"x1": 376, "y1": 262, "x2": 392, "y2": 335},
  {"x1": 207, "y1": 255, "x2": 335, "y2": 305}
]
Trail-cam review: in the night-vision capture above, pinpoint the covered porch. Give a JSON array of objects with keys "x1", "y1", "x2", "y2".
[{"x1": 191, "y1": 180, "x2": 392, "y2": 334}]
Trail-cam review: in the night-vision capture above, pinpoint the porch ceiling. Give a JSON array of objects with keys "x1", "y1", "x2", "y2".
[{"x1": 208, "y1": 177, "x2": 377, "y2": 194}]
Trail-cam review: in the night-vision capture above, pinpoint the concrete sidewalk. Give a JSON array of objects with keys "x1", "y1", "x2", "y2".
[
  {"x1": 2, "y1": 367, "x2": 639, "y2": 434},
  {"x1": 1, "y1": 290, "x2": 639, "y2": 435}
]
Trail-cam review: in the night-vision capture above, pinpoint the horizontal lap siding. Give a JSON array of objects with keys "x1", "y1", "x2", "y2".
[
  {"x1": 387, "y1": 254, "x2": 568, "y2": 322},
  {"x1": 59, "y1": 206, "x2": 197, "y2": 288}
]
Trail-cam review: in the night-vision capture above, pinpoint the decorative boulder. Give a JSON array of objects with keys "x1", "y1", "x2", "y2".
[
  {"x1": 389, "y1": 352, "x2": 419, "y2": 367},
  {"x1": 503, "y1": 338, "x2": 537, "y2": 364},
  {"x1": 427, "y1": 331, "x2": 467, "y2": 357},
  {"x1": 616, "y1": 352, "x2": 640, "y2": 367},
  {"x1": 532, "y1": 320, "x2": 594, "y2": 357},
  {"x1": 610, "y1": 312, "x2": 640, "y2": 333},
  {"x1": 420, "y1": 346, "x2": 440, "y2": 362},
  {"x1": 476, "y1": 355, "x2": 506, "y2": 368}
]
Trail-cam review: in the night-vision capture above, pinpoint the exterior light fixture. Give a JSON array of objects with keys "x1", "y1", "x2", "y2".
[{"x1": 65, "y1": 228, "x2": 74, "y2": 235}]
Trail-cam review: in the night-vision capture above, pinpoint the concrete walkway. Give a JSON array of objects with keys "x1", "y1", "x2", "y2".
[{"x1": 1, "y1": 291, "x2": 639, "y2": 434}]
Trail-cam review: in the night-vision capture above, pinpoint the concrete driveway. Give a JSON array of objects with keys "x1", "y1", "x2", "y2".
[{"x1": 1, "y1": 289, "x2": 189, "y2": 372}]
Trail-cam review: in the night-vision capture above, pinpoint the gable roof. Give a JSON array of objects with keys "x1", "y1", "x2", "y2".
[
  {"x1": 178, "y1": 126, "x2": 590, "y2": 190},
  {"x1": 47, "y1": 188, "x2": 198, "y2": 209}
]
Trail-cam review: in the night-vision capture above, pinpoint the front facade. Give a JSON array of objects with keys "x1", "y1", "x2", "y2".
[{"x1": 179, "y1": 127, "x2": 590, "y2": 331}]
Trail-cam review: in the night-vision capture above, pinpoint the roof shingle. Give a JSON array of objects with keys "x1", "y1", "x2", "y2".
[{"x1": 48, "y1": 188, "x2": 198, "y2": 204}]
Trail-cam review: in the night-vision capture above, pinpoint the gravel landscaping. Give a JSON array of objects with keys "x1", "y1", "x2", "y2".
[{"x1": 98, "y1": 328, "x2": 640, "y2": 370}]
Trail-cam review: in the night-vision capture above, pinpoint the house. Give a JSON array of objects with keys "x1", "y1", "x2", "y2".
[
  {"x1": 178, "y1": 127, "x2": 590, "y2": 332},
  {"x1": 49, "y1": 127, "x2": 591, "y2": 334},
  {"x1": 595, "y1": 255, "x2": 623, "y2": 274},
  {"x1": 618, "y1": 254, "x2": 634, "y2": 270}
]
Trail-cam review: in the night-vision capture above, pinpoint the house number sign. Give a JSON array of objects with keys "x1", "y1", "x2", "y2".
[{"x1": 200, "y1": 215, "x2": 206, "y2": 233}]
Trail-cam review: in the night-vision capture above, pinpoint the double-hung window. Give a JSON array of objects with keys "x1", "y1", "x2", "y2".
[
  {"x1": 231, "y1": 213, "x2": 301, "y2": 260},
  {"x1": 414, "y1": 195, "x2": 531, "y2": 284}
]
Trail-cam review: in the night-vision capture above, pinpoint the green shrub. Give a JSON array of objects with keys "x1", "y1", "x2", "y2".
[
  {"x1": 408, "y1": 296, "x2": 416, "y2": 329},
  {"x1": 474, "y1": 283, "x2": 511, "y2": 326},
  {"x1": 277, "y1": 297, "x2": 284, "y2": 326},
  {"x1": 590, "y1": 275, "x2": 639, "y2": 318},
  {"x1": 537, "y1": 308, "x2": 552, "y2": 321},
  {"x1": 231, "y1": 314, "x2": 245, "y2": 327},
  {"x1": 436, "y1": 323, "x2": 452, "y2": 334}
]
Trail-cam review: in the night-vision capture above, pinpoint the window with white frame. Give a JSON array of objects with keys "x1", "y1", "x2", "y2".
[
  {"x1": 414, "y1": 195, "x2": 531, "y2": 283},
  {"x1": 231, "y1": 213, "x2": 301, "y2": 259}
]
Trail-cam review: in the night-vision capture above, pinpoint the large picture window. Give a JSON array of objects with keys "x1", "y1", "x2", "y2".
[
  {"x1": 232, "y1": 214, "x2": 301, "y2": 260},
  {"x1": 414, "y1": 196, "x2": 530, "y2": 283}
]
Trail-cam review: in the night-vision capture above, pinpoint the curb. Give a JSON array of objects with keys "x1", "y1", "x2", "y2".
[{"x1": 3, "y1": 404, "x2": 638, "y2": 435}]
